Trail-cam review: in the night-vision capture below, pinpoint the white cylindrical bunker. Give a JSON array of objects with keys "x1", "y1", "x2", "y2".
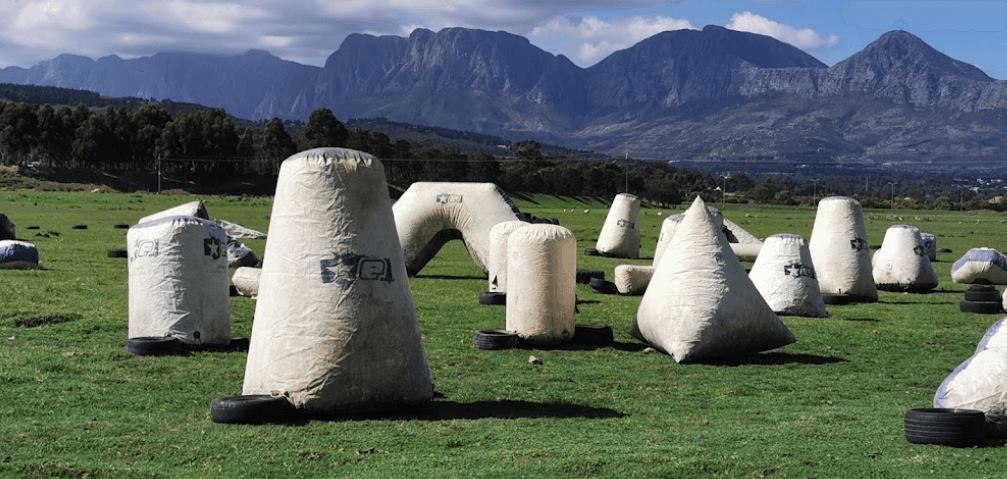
[
  {"x1": 920, "y1": 233, "x2": 937, "y2": 261},
  {"x1": 506, "y1": 224, "x2": 577, "y2": 345},
  {"x1": 242, "y1": 148, "x2": 432, "y2": 414},
  {"x1": 653, "y1": 214, "x2": 684, "y2": 267},
  {"x1": 614, "y1": 264, "x2": 654, "y2": 295},
  {"x1": 127, "y1": 216, "x2": 230, "y2": 345},
  {"x1": 595, "y1": 193, "x2": 640, "y2": 258},
  {"x1": 232, "y1": 267, "x2": 261, "y2": 298},
  {"x1": 808, "y1": 196, "x2": 877, "y2": 301},
  {"x1": 951, "y1": 248, "x2": 1007, "y2": 284},
  {"x1": 872, "y1": 225, "x2": 938, "y2": 292},
  {"x1": 487, "y1": 220, "x2": 529, "y2": 292},
  {"x1": 748, "y1": 233, "x2": 828, "y2": 317}
]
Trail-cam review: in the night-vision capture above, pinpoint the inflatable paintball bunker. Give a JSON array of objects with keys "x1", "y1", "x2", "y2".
[
  {"x1": 137, "y1": 200, "x2": 209, "y2": 225},
  {"x1": 226, "y1": 236, "x2": 258, "y2": 268},
  {"x1": 951, "y1": 248, "x2": 1007, "y2": 285},
  {"x1": 808, "y1": 196, "x2": 877, "y2": 302},
  {"x1": 487, "y1": 220, "x2": 530, "y2": 294},
  {"x1": 653, "y1": 214, "x2": 685, "y2": 267},
  {"x1": 0, "y1": 214, "x2": 15, "y2": 240},
  {"x1": 232, "y1": 267, "x2": 261, "y2": 298},
  {"x1": 920, "y1": 233, "x2": 937, "y2": 261},
  {"x1": 393, "y1": 182, "x2": 524, "y2": 276},
  {"x1": 0, "y1": 240, "x2": 38, "y2": 269},
  {"x1": 748, "y1": 233, "x2": 828, "y2": 317},
  {"x1": 871, "y1": 225, "x2": 938, "y2": 292},
  {"x1": 634, "y1": 197, "x2": 796, "y2": 363},
  {"x1": 127, "y1": 216, "x2": 230, "y2": 345},
  {"x1": 594, "y1": 193, "x2": 640, "y2": 258},
  {"x1": 935, "y1": 318, "x2": 1007, "y2": 435},
  {"x1": 506, "y1": 224, "x2": 577, "y2": 346},
  {"x1": 613, "y1": 264, "x2": 654, "y2": 296},
  {"x1": 243, "y1": 148, "x2": 432, "y2": 414}
]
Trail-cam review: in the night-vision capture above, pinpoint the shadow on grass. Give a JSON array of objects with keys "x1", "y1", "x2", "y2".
[
  {"x1": 521, "y1": 340, "x2": 648, "y2": 352},
  {"x1": 414, "y1": 274, "x2": 486, "y2": 280},
  {"x1": 696, "y1": 352, "x2": 847, "y2": 367},
  {"x1": 313, "y1": 399, "x2": 627, "y2": 422},
  {"x1": 840, "y1": 317, "x2": 882, "y2": 322}
]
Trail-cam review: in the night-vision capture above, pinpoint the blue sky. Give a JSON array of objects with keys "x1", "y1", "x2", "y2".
[{"x1": 2, "y1": 1, "x2": 1006, "y2": 79}]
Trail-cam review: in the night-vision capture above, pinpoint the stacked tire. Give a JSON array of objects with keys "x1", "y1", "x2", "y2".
[{"x1": 960, "y1": 284, "x2": 1002, "y2": 314}]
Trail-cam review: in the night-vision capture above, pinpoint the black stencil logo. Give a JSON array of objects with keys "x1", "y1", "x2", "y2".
[{"x1": 320, "y1": 253, "x2": 394, "y2": 287}]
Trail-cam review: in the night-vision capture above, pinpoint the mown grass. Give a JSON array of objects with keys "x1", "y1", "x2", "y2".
[{"x1": 2, "y1": 190, "x2": 1007, "y2": 478}]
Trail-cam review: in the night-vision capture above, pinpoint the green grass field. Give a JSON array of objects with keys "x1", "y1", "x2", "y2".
[{"x1": 2, "y1": 190, "x2": 1007, "y2": 478}]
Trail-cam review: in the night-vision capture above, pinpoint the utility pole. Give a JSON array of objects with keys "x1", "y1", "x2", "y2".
[
  {"x1": 887, "y1": 182, "x2": 897, "y2": 210},
  {"x1": 720, "y1": 174, "x2": 731, "y2": 204},
  {"x1": 811, "y1": 178, "x2": 820, "y2": 205}
]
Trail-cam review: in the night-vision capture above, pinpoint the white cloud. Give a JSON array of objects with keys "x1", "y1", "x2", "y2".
[
  {"x1": 529, "y1": 15, "x2": 696, "y2": 67},
  {"x1": 726, "y1": 11, "x2": 838, "y2": 49}
]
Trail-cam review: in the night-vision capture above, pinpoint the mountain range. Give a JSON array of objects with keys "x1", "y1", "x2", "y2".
[{"x1": 2, "y1": 25, "x2": 1006, "y2": 167}]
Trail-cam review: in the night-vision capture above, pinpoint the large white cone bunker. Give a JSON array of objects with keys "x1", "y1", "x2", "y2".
[
  {"x1": 595, "y1": 193, "x2": 641, "y2": 258},
  {"x1": 487, "y1": 220, "x2": 530, "y2": 293},
  {"x1": 634, "y1": 196, "x2": 796, "y2": 363},
  {"x1": 127, "y1": 216, "x2": 230, "y2": 345},
  {"x1": 871, "y1": 225, "x2": 938, "y2": 292},
  {"x1": 393, "y1": 182, "x2": 524, "y2": 276},
  {"x1": 242, "y1": 148, "x2": 432, "y2": 414},
  {"x1": 951, "y1": 248, "x2": 1007, "y2": 285},
  {"x1": 748, "y1": 234, "x2": 828, "y2": 318},
  {"x1": 808, "y1": 196, "x2": 877, "y2": 302},
  {"x1": 935, "y1": 317, "x2": 1007, "y2": 435}
]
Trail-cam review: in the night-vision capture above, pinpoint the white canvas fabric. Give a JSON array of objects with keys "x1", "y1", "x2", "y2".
[
  {"x1": 614, "y1": 264, "x2": 654, "y2": 295},
  {"x1": 242, "y1": 148, "x2": 432, "y2": 414},
  {"x1": 127, "y1": 216, "x2": 230, "y2": 345},
  {"x1": 935, "y1": 318, "x2": 1007, "y2": 434},
  {"x1": 137, "y1": 200, "x2": 209, "y2": 225},
  {"x1": 723, "y1": 218, "x2": 762, "y2": 245},
  {"x1": 595, "y1": 193, "x2": 641, "y2": 258},
  {"x1": 0, "y1": 240, "x2": 38, "y2": 269},
  {"x1": 808, "y1": 196, "x2": 877, "y2": 301},
  {"x1": 635, "y1": 196, "x2": 796, "y2": 363},
  {"x1": 749, "y1": 233, "x2": 828, "y2": 317},
  {"x1": 232, "y1": 267, "x2": 261, "y2": 298},
  {"x1": 951, "y1": 248, "x2": 1007, "y2": 285},
  {"x1": 215, "y1": 219, "x2": 267, "y2": 240},
  {"x1": 487, "y1": 221, "x2": 529, "y2": 293},
  {"x1": 226, "y1": 236, "x2": 258, "y2": 268},
  {"x1": 920, "y1": 233, "x2": 937, "y2": 261},
  {"x1": 729, "y1": 243, "x2": 762, "y2": 262},
  {"x1": 506, "y1": 224, "x2": 577, "y2": 345},
  {"x1": 393, "y1": 182, "x2": 524, "y2": 276},
  {"x1": 871, "y1": 225, "x2": 938, "y2": 292},
  {"x1": 653, "y1": 214, "x2": 685, "y2": 268}
]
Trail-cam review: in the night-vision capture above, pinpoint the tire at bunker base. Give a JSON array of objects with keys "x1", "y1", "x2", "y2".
[
  {"x1": 573, "y1": 324, "x2": 614, "y2": 345},
  {"x1": 964, "y1": 285, "x2": 1001, "y2": 302},
  {"x1": 904, "y1": 408, "x2": 986, "y2": 447},
  {"x1": 473, "y1": 329, "x2": 520, "y2": 350},
  {"x1": 126, "y1": 336, "x2": 184, "y2": 356},
  {"x1": 478, "y1": 292, "x2": 507, "y2": 305},
  {"x1": 960, "y1": 300, "x2": 1003, "y2": 314},
  {"x1": 575, "y1": 269, "x2": 604, "y2": 284},
  {"x1": 210, "y1": 395, "x2": 296, "y2": 424}
]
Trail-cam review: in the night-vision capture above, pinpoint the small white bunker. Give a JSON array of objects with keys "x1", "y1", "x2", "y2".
[
  {"x1": 242, "y1": 148, "x2": 432, "y2": 415},
  {"x1": 935, "y1": 318, "x2": 1007, "y2": 435},
  {"x1": 748, "y1": 233, "x2": 828, "y2": 317},
  {"x1": 808, "y1": 196, "x2": 877, "y2": 302},
  {"x1": 505, "y1": 224, "x2": 577, "y2": 346},
  {"x1": 594, "y1": 193, "x2": 641, "y2": 258},
  {"x1": 951, "y1": 248, "x2": 1007, "y2": 285},
  {"x1": 871, "y1": 224, "x2": 938, "y2": 292},
  {"x1": 127, "y1": 216, "x2": 230, "y2": 345},
  {"x1": 487, "y1": 220, "x2": 530, "y2": 293},
  {"x1": 0, "y1": 240, "x2": 39, "y2": 269},
  {"x1": 634, "y1": 197, "x2": 795, "y2": 363},
  {"x1": 393, "y1": 182, "x2": 524, "y2": 276}
]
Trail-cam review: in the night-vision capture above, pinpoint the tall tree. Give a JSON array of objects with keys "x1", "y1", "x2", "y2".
[
  {"x1": 259, "y1": 118, "x2": 297, "y2": 173},
  {"x1": 302, "y1": 108, "x2": 349, "y2": 149}
]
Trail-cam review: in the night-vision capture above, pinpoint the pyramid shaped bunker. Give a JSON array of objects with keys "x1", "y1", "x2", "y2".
[
  {"x1": 242, "y1": 148, "x2": 432, "y2": 415},
  {"x1": 748, "y1": 233, "x2": 828, "y2": 317},
  {"x1": 871, "y1": 224, "x2": 938, "y2": 292},
  {"x1": 595, "y1": 193, "x2": 641, "y2": 258},
  {"x1": 634, "y1": 196, "x2": 796, "y2": 363},
  {"x1": 808, "y1": 196, "x2": 877, "y2": 302}
]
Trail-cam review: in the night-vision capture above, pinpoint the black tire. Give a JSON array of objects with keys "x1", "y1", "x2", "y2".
[
  {"x1": 821, "y1": 294, "x2": 855, "y2": 305},
  {"x1": 938, "y1": 247, "x2": 953, "y2": 253},
  {"x1": 960, "y1": 300, "x2": 1003, "y2": 314},
  {"x1": 228, "y1": 337, "x2": 250, "y2": 352},
  {"x1": 589, "y1": 277, "x2": 619, "y2": 295},
  {"x1": 210, "y1": 395, "x2": 295, "y2": 424},
  {"x1": 905, "y1": 408, "x2": 986, "y2": 447},
  {"x1": 114, "y1": 223, "x2": 130, "y2": 229},
  {"x1": 573, "y1": 324, "x2": 613, "y2": 345},
  {"x1": 584, "y1": 248, "x2": 600, "y2": 256},
  {"x1": 473, "y1": 329, "x2": 519, "y2": 350},
  {"x1": 126, "y1": 336, "x2": 184, "y2": 356},
  {"x1": 107, "y1": 248, "x2": 127, "y2": 258},
  {"x1": 479, "y1": 292, "x2": 507, "y2": 306},
  {"x1": 964, "y1": 285, "x2": 1001, "y2": 302},
  {"x1": 72, "y1": 224, "x2": 87, "y2": 230},
  {"x1": 575, "y1": 269, "x2": 605, "y2": 284},
  {"x1": 229, "y1": 284, "x2": 239, "y2": 297},
  {"x1": 25, "y1": 226, "x2": 39, "y2": 230}
]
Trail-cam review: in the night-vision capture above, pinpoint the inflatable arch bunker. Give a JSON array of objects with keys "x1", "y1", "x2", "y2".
[{"x1": 393, "y1": 182, "x2": 526, "y2": 276}]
